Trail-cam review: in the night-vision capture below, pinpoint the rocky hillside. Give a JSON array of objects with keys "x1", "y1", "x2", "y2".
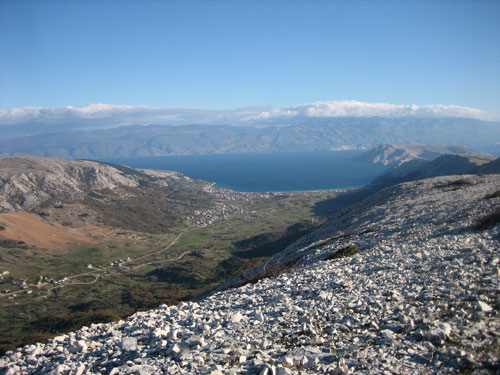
[
  {"x1": 371, "y1": 154, "x2": 498, "y2": 188},
  {"x1": 0, "y1": 155, "x2": 225, "y2": 234},
  {"x1": 359, "y1": 143, "x2": 489, "y2": 167},
  {"x1": 2, "y1": 174, "x2": 499, "y2": 374},
  {"x1": 0, "y1": 155, "x2": 188, "y2": 212}
]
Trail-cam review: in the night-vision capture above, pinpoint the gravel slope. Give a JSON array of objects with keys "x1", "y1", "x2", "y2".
[{"x1": 1, "y1": 174, "x2": 499, "y2": 375}]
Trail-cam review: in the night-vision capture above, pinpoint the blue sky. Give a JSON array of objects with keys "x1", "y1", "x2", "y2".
[{"x1": 1, "y1": 0, "x2": 499, "y2": 113}]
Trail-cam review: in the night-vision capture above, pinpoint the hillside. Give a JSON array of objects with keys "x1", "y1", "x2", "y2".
[
  {"x1": 372, "y1": 154, "x2": 498, "y2": 187},
  {"x1": 2, "y1": 174, "x2": 498, "y2": 374},
  {"x1": 1, "y1": 117, "x2": 500, "y2": 159},
  {"x1": 475, "y1": 157, "x2": 500, "y2": 174},
  {"x1": 0, "y1": 155, "x2": 191, "y2": 212},
  {"x1": 359, "y1": 143, "x2": 489, "y2": 166},
  {"x1": 0, "y1": 155, "x2": 228, "y2": 238}
]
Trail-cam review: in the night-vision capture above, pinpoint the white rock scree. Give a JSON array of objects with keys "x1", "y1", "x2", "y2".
[{"x1": 1, "y1": 175, "x2": 499, "y2": 374}]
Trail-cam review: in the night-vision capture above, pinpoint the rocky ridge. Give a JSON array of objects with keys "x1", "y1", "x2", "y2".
[
  {"x1": 359, "y1": 143, "x2": 491, "y2": 167},
  {"x1": 0, "y1": 155, "x2": 185, "y2": 211},
  {"x1": 1, "y1": 174, "x2": 499, "y2": 374},
  {"x1": 372, "y1": 154, "x2": 499, "y2": 188}
]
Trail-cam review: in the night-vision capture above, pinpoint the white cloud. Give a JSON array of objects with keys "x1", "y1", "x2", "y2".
[
  {"x1": 0, "y1": 101, "x2": 498, "y2": 130},
  {"x1": 282, "y1": 100, "x2": 500, "y2": 121},
  {"x1": 0, "y1": 104, "x2": 235, "y2": 128},
  {"x1": 0, "y1": 104, "x2": 153, "y2": 126}
]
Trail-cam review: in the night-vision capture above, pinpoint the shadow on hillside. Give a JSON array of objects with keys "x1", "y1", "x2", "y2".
[
  {"x1": 233, "y1": 221, "x2": 316, "y2": 259},
  {"x1": 313, "y1": 186, "x2": 381, "y2": 217}
]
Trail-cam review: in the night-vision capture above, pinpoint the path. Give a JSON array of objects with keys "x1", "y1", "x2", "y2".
[{"x1": 2, "y1": 230, "x2": 191, "y2": 302}]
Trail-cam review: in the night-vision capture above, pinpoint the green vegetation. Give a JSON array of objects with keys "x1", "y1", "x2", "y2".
[
  {"x1": 0, "y1": 189, "x2": 338, "y2": 355},
  {"x1": 0, "y1": 239, "x2": 26, "y2": 248},
  {"x1": 325, "y1": 244, "x2": 359, "y2": 260}
]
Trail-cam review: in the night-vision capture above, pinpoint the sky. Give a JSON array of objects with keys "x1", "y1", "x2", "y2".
[{"x1": 1, "y1": 0, "x2": 500, "y2": 114}]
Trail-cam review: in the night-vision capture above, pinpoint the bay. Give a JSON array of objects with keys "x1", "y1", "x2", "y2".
[{"x1": 98, "y1": 150, "x2": 387, "y2": 192}]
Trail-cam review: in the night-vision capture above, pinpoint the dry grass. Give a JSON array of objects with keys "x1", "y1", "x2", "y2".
[{"x1": 0, "y1": 212, "x2": 101, "y2": 248}]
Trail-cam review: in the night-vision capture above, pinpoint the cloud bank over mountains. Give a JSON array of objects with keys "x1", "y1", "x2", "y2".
[
  {"x1": 268, "y1": 101, "x2": 500, "y2": 121},
  {"x1": 1, "y1": 101, "x2": 499, "y2": 131}
]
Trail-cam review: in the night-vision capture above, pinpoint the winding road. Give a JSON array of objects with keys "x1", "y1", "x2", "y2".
[{"x1": 2, "y1": 230, "x2": 192, "y2": 303}]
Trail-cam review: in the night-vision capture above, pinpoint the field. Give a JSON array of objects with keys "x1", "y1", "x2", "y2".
[
  {"x1": 0, "y1": 212, "x2": 104, "y2": 248},
  {"x1": 0, "y1": 189, "x2": 339, "y2": 354}
]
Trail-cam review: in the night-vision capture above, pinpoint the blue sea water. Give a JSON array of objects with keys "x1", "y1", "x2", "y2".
[{"x1": 98, "y1": 151, "x2": 387, "y2": 192}]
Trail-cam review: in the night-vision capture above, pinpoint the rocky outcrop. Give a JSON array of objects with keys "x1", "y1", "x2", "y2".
[
  {"x1": 1, "y1": 174, "x2": 499, "y2": 374},
  {"x1": 0, "y1": 155, "x2": 183, "y2": 211}
]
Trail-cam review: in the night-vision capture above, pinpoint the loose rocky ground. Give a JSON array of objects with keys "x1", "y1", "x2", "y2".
[{"x1": 1, "y1": 174, "x2": 499, "y2": 374}]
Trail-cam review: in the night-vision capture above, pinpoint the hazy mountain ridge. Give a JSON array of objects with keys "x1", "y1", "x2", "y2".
[
  {"x1": 475, "y1": 157, "x2": 500, "y2": 175},
  {"x1": 372, "y1": 154, "x2": 499, "y2": 187},
  {"x1": 2, "y1": 174, "x2": 498, "y2": 374},
  {"x1": 1, "y1": 117, "x2": 500, "y2": 158},
  {"x1": 359, "y1": 143, "x2": 489, "y2": 166}
]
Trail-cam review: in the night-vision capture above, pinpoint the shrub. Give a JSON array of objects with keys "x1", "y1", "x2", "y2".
[
  {"x1": 325, "y1": 244, "x2": 359, "y2": 260},
  {"x1": 452, "y1": 179, "x2": 473, "y2": 186},
  {"x1": 476, "y1": 209, "x2": 500, "y2": 230},
  {"x1": 0, "y1": 239, "x2": 20, "y2": 248},
  {"x1": 485, "y1": 190, "x2": 500, "y2": 200},
  {"x1": 436, "y1": 179, "x2": 474, "y2": 190}
]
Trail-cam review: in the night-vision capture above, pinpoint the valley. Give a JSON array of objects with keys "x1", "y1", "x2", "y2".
[{"x1": 0, "y1": 156, "x2": 337, "y2": 354}]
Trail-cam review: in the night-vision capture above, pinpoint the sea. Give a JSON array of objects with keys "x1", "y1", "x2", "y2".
[{"x1": 98, "y1": 150, "x2": 387, "y2": 192}]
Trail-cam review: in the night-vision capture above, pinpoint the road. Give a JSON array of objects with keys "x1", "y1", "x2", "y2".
[{"x1": 2, "y1": 230, "x2": 191, "y2": 302}]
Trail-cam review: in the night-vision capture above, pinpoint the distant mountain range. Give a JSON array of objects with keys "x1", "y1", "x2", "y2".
[{"x1": 1, "y1": 117, "x2": 500, "y2": 159}]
